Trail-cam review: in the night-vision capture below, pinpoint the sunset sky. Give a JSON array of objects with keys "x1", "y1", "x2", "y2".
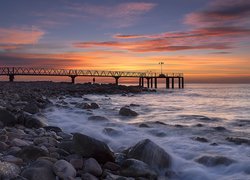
[{"x1": 0, "y1": 0, "x2": 250, "y2": 83}]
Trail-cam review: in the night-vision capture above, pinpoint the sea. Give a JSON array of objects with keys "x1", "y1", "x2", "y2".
[{"x1": 43, "y1": 84, "x2": 250, "y2": 180}]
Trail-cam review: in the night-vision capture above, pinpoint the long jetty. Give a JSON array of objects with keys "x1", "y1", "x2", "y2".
[{"x1": 0, "y1": 67, "x2": 184, "y2": 89}]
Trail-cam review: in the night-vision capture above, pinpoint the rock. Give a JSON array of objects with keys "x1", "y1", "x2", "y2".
[
  {"x1": 82, "y1": 173, "x2": 99, "y2": 180},
  {"x1": 58, "y1": 131, "x2": 73, "y2": 140},
  {"x1": 104, "y1": 172, "x2": 134, "y2": 180},
  {"x1": 76, "y1": 103, "x2": 92, "y2": 109},
  {"x1": 0, "y1": 135, "x2": 8, "y2": 142},
  {"x1": 18, "y1": 113, "x2": 47, "y2": 129},
  {"x1": 114, "y1": 153, "x2": 126, "y2": 166},
  {"x1": 119, "y1": 107, "x2": 138, "y2": 116},
  {"x1": 83, "y1": 158, "x2": 102, "y2": 176},
  {"x1": 53, "y1": 159, "x2": 76, "y2": 179},
  {"x1": 195, "y1": 155, "x2": 236, "y2": 167},
  {"x1": 16, "y1": 146, "x2": 49, "y2": 162},
  {"x1": 33, "y1": 137, "x2": 58, "y2": 146},
  {"x1": 70, "y1": 158, "x2": 83, "y2": 169},
  {"x1": 43, "y1": 126, "x2": 62, "y2": 133},
  {"x1": 103, "y1": 127, "x2": 122, "y2": 136},
  {"x1": 127, "y1": 139, "x2": 171, "y2": 170},
  {"x1": 130, "y1": 103, "x2": 140, "y2": 107},
  {"x1": 193, "y1": 137, "x2": 208, "y2": 143},
  {"x1": 6, "y1": 146, "x2": 21, "y2": 155},
  {"x1": 0, "y1": 142, "x2": 9, "y2": 151},
  {"x1": 58, "y1": 140, "x2": 74, "y2": 154},
  {"x1": 0, "y1": 161, "x2": 20, "y2": 179},
  {"x1": 139, "y1": 123, "x2": 150, "y2": 128},
  {"x1": 103, "y1": 162, "x2": 120, "y2": 171},
  {"x1": 213, "y1": 126, "x2": 227, "y2": 131},
  {"x1": 73, "y1": 133, "x2": 114, "y2": 163},
  {"x1": 23, "y1": 103, "x2": 39, "y2": 114},
  {"x1": 0, "y1": 109, "x2": 17, "y2": 126},
  {"x1": 88, "y1": 116, "x2": 109, "y2": 122},
  {"x1": 90, "y1": 103, "x2": 100, "y2": 109},
  {"x1": 21, "y1": 159, "x2": 56, "y2": 180},
  {"x1": 120, "y1": 159, "x2": 157, "y2": 179},
  {"x1": 11, "y1": 138, "x2": 31, "y2": 147},
  {"x1": 226, "y1": 137, "x2": 250, "y2": 145},
  {"x1": 1, "y1": 155, "x2": 23, "y2": 165}
]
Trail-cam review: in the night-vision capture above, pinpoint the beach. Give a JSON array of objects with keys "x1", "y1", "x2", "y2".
[{"x1": 0, "y1": 82, "x2": 249, "y2": 180}]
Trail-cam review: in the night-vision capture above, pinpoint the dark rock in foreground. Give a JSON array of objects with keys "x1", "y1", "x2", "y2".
[
  {"x1": 0, "y1": 109, "x2": 17, "y2": 126},
  {"x1": 226, "y1": 137, "x2": 250, "y2": 145},
  {"x1": 73, "y1": 133, "x2": 115, "y2": 164},
  {"x1": 16, "y1": 145, "x2": 49, "y2": 162},
  {"x1": 127, "y1": 139, "x2": 171, "y2": 171}
]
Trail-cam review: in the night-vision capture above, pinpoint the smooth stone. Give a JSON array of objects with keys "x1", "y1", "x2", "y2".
[
  {"x1": 11, "y1": 138, "x2": 31, "y2": 147},
  {"x1": 104, "y1": 172, "x2": 135, "y2": 180},
  {"x1": 103, "y1": 128, "x2": 122, "y2": 136},
  {"x1": 120, "y1": 159, "x2": 157, "y2": 179},
  {"x1": 70, "y1": 158, "x2": 83, "y2": 170},
  {"x1": 0, "y1": 142, "x2": 9, "y2": 151},
  {"x1": 21, "y1": 159, "x2": 55, "y2": 180},
  {"x1": 33, "y1": 137, "x2": 58, "y2": 146},
  {"x1": 119, "y1": 107, "x2": 138, "y2": 116},
  {"x1": 0, "y1": 161, "x2": 21, "y2": 179},
  {"x1": 127, "y1": 139, "x2": 171, "y2": 170},
  {"x1": 139, "y1": 123, "x2": 150, "y2": 128},
  {"x1": 103, "y1": 162, "x2": 121, "y2": 171},
  {"x1": 58, "y1": 140, "x2": 74, "y2": 154},
  {"x1": 88, "y1": 116, "x2": 109, "y2": 122},
  {"x1": 7, "y1": 146, "x2": 21, "y2": 155},
  {"x1": 58, "y1": 131, "x2": 73, "y2": 140},
  {"x1": 23, "y1": 103, "x2": 39, "y2": 114},
  {"x1": 213, "y1": 126, "x2": 227, "y2": 131},
  {"x1": 90, "y1": 103, "x2": 100, "y2": 109},
  {"x1": 0, "y1": 109, "x2": 17, "y2": 126},
  {"x1": 81, "y1": 173, "x2": 99, "y2": 180},
  {"x1": 16, "y1": 145, "x2": 49, "y2": 162},
  {"x1": 193, "y1": 137, "x2": 208, "y2": 143},
  {"x1": 195, "y1": 155, "x2": 236, "y2": 167},
  {"x1": 53, "y1": 159, "x2": 76, "y2": 179},
  {"x1": 1, "y1": 155, "x2": 23, "y2": 165},
  {"x1": 18, "y1": 113, "x2": 47, "y2": 129},
  {"x1": 226, "y1": 137, "x2": 250, "y2": 145},
  {"x1": 83, "y1": 158, "x2": 102, "y2": 176},
  {"x1": 73, "y1": 133, "x2": 114, "y2": 164}
]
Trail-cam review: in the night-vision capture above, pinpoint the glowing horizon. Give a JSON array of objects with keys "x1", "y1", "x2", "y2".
[{"x1": 0, "y1": 0, "x2": 249, "y2": 83}]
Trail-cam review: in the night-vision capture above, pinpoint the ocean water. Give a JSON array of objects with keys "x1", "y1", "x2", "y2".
[{"x1": 43, "y1": 84, "x2": 250, "y2": 180}]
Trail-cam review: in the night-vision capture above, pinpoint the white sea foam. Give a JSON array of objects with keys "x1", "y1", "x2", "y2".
[{"x1": 44, "y1": 84, "x2": 250, "y2": 179}]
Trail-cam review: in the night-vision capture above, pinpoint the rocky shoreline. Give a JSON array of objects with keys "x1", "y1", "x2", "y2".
[{"x1": 0, "y1": 82, "x2": 172, "y2": 180}]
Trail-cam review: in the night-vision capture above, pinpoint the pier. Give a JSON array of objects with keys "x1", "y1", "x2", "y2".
[{"x1": 0, "y1": 67, "x2": 184, "y2": 89}]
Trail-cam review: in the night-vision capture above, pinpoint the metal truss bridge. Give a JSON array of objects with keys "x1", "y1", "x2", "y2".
[{"x1": 0, "y1": 67, "x2": 184, "y2": 88}]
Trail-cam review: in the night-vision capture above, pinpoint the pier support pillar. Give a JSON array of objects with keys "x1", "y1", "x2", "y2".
[
  {"x1": 166, "y1": 78, "x2": 169, "y2": 89},
  {"x1": 150, "y1": 78, "x2": 153, "y2": 88},
  {"x1": 141, "y1": 77, "x2": 144, "y2": 87},
  {"x1": 70, "y1": 75, "x2": 77, "y2": 84},
  {"x1": 178, "y1": 77, "x2": 181, "y2": 89},
  {"x1": 154, "y1": 78, "x2": 157, "y2": 88},
  {"x1": 114, "y1": 76, "x2": 120, "y2": 85},
  {"x1": 146, "y1": 78, "x2": 150, "y2": 88},
  {"x1": 139, "y1": 77, "x2": 142, "y2": 87},
  {"x1": 182, "y1": 77, "x2": 184, "y2": 88},
  {"x1": 9, "y1": 74, "x2": 15, "y2": 82},
  {"x1": 172, "y1": 78, "x2": 174, "y2": 89}
]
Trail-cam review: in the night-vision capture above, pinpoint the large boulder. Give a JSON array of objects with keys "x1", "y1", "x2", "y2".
[
  {"x1": 127, "y1": 139, "x2": 171, "y2": 170},
  {"x1": 195, "y1": 155, "x2": 236, "y2": 167},
  {"x1": 73, "y1": 133, "x2": 114, "y2": 164},
  {"x1": 0, "y1": 109, "x2": 17, "y2": 126},
  {"x1": 16, "y1": 145, "x2": 49, "y2": 162},
  {"x1": 119, "y1": 107, "x2": 138, "y2": 116},
  {"x1": 17, "y1": 113, "x2": 47, "y2": 129},
  {"x1": 120, "y1": 159, "x2": 157, "y2": 179},
  {"x1": 53, "y1": 159, "x2": 76, "y2": 179}
]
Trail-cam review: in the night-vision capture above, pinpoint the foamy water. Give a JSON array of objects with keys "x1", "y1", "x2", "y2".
[{"x1": 43, "y1": 84, "x2": 250, "y2": 180}]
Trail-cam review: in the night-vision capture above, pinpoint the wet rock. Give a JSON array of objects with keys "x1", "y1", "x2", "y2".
[
  {"x1": 76, "y1": 103, "x2": 92, "y2": 109},
  {"x1": 88, "y1": 116, "x2": 109, "y2": 122},
  {"x1": 90, "y1": 103, "x2": 100, "y2": 109},
  {"x1": 70, "y1": 158, "x2": 83, "y2": 170},
  {"x1": 213, "y1": 126, "x2": 227, "y2": 131},
  {"x1": 130, "y1": 103, "x2": 140, "y2": 107},
  {"x1": 21, "y1": 159, "x2": 56, "y2": 180},
  {"x1": 82, "y1": 173, "x2": 99, "y2": 180},
  {"x1": 11, "y1": 138, "x2": 31, "y2": 147},
  {"x1": 44, "y1": 126, "x2": 62, "y2": 133},
  {"x1": 195, "y1": 155, "x2": 236, "y2": 167},
  {"x1": 53, "y1": 159, "x2": 76, "y2": 179},
  {"x1": 127, "y1": 139, "x2": 171, "y2": 170},
  {"x1": 23, "y1": 103, "x2": 39, "y2": 114},
  {"x1": 139, "y1": 123, "x2": 150, "y2": 128},
  {"x1": 16, "y1": 145, "x2": 49, "y2": 162},
  {"x1": 18, "y1": 113, "x2": 46, "y2": 129},
  {"x1": 58, "y1": 131, "x2": 73, "y2": 140},
  {"x1": 103, "y1": 162, "x2": 120, "y2": 171},
  {"x1": 0, "y1": 142, "x2": 9, "y2": 151},
  {"x1": 226, "y1": 137, "x2": 250, "y2": 145},
  {"x1": 58, "y1": 140, "x2": 74, "y2": 154},
  {"x1": 1, "y1": 155, "x2": 23, "y2": 165},
  {"x1": 193, "y1": 137, "x2": 208, "y2": 143},
  {"x1": 73, "y1": 133, "x2": 114, "y2": 163},
  {"x1": 104, "y1": 172, "x2": 134, "y2": 180},
  {"x1": 114, "y1": 153, "x2": 126, "y2": 166},
  {"x1": 0, "y1": 161, "x2": 20, "y2": 179},
  {"x1": 120, "y1": 159, "x2": 157, "y2": 179},
  {"x1": 0, "y1": 109, "x2": 17, "y2": 126},
  {"x1": 0, "y1": 135, "x2": 8, "y2": 142},
  {"x1": 83, "y1": 158, "x2": 102, "y2": 176},
  {"x1": 33, "y1": 137, "x2": 58, "y2": 146},
  {"x1": 119, "y1": 107, "x2": 138, "y2": 116}
]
